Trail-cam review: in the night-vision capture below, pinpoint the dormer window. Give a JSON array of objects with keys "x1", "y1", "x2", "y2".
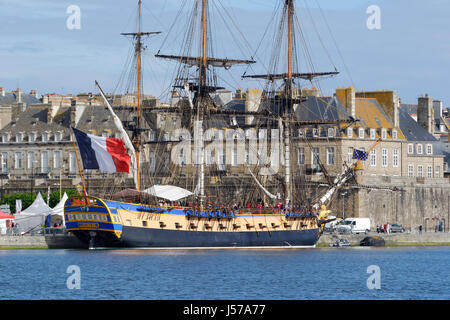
[
  {"x1": 347, "y1": 127, "x2": 353, "y2": 138},
  {"x1": 313, "y1": 128, "x2": 318, "y2": 137},
  {"x1": 417, "y1": 144, "x2": 423, "y2": 155},
  {"x1": 16, "y1": 133, "x2": 23, "y2": 143},
  {"x1": 381, "y1": 128, "x2": 387, "y2": 140},
  {"x1": 392, "y1": 129, "x2": 398, "y2": 140},
  {"x1": 55, "y1": 132, "x2": 62, "y2": 142},
  {"x1": 408, "y1": 144, "x2": 414, "y2": 154},
  {"x1": 359, "y1": 128, "x2": 364, "y2": 139},
  {"x1": 29, "y1": 132, "x2": 36, "y2": 142},
  {"x1": 298, "y1": 129, "x2": 305, "y2": 138},
  {"x1": 2, "y1": 133, "x2": 9, "y2": 143},
  {"x1": 426, "y1": 144, "x2": 433, "y2": 155},
  {"x1": 328, "y1": 128, "x2": 334, "y2": 138},
  {"x1": 370, "y1": 129, "x2": 376, "y2": 139},
  {"x1": 42, "y1": 132, "x2": 49, "y2": 143}
]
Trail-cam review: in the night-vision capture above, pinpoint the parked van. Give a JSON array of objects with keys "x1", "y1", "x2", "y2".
[
  {"x1": 323, "y1": 217, "x2": 342, "y2": 233},
  {"x1": 336, "y1": 218, "x2": 371, "y2": 234}
]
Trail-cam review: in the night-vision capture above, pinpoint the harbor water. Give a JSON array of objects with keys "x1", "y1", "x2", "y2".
[{"x1": 0, "y1": 247, "x2": 449, "y2": 300}]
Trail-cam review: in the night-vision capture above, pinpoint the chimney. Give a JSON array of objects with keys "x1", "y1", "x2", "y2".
[
  {"x1": 30, "y1": 89, "x2": 39, "y2": 99},
  {"x1": 417, "y1": 95, "x2": 435, "y2": 134},
  {"x1": 336, "y1": 87, "x2": 356, "y2": 118},
  {"x1": 16, "y1": 88, "x2": 22, "y2": 103},
  {"x1": 0, "y1": 87, "x2": 5, "y2": 97},
  {"x1": 355, "y1": 90, "x2": 399, "y2": 128}
]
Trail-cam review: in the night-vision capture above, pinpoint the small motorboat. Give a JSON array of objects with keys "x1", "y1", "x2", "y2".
[{"x1": 329, "y1": 239, "x2": 351, "y2": 247}]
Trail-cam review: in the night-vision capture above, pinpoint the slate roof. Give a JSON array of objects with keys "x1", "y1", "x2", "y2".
[{"x1": 0, "y1": 93, "x2": 40, "y2": 106}]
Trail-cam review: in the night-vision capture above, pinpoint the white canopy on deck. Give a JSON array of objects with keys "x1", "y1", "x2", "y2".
[{"x1": 143, "y1": 185, "x2": 193, "y2": 202}]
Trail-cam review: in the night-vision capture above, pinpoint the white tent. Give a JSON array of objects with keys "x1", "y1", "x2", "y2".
[
  {"x1": 14, "y1": 193, "x2": 54, "y2": 233},
  {"x1": 143, "y1": 185, "x2": 193, "y2": 202},
  {"x1": 51, "y1": 193, "x2": 68, "y2": 226}
]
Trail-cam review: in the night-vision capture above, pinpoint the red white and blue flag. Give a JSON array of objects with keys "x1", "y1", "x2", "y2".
[{"x1": 72, "y1": 127, "x2": 130, "y2": 173}]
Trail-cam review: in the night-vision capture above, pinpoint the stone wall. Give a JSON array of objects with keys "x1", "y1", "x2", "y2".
[{"x1": 347, "y1": 176, "x2": 450, "y2": 232}]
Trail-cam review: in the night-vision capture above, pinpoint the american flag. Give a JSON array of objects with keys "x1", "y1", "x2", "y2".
[{"x1": 353, "y1": 149, "x2": 369, "y2": 161}]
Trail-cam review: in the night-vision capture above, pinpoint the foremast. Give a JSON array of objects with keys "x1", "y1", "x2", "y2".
[{"x1": 121, "y1": 0, "x2": 161, "y2": 191}]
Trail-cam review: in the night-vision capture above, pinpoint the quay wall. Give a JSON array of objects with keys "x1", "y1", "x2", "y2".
[
  {"x1": 0, "y1": 234, "x2": 84, "y2": 249},
  {"x1": 318, "y1": 232, "x2": 450, "y2": 247},
  {"x1": 342, "y1": 176, "x2": 450, "y2": 232}
]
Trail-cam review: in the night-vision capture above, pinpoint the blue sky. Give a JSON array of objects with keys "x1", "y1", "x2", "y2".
[{"x1": 0, "y1": 0, "x2": 449, "y2": 106}]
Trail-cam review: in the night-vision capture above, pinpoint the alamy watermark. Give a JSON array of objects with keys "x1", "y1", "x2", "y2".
[
  {"x1": 66, "y1": 265, "x2": 81, "y2": 290},
  {"x1": 169, "y1": 122, "x2": 283, "y2": 176},
  {"x1": 367, "y1": 5, "x2": 381, "y2": 30},
  {"x1": 66, "y1": 5, "x2": 81, "y2": 30},
  {"x1": 366, "y1": 265, "x2": 381, "y2": 290}
]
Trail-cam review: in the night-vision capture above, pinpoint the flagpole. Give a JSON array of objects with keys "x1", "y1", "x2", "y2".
[
  {"x1": 70, "y1": 128, "x2": 88, "y2": 202},
  {"x1": 353, "y1": 138, "x2": 382, "y2": 169}
]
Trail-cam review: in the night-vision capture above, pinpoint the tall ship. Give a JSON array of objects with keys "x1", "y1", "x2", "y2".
[{"x1": 64, "y1": 0, "x2": 361, "y2": 248}]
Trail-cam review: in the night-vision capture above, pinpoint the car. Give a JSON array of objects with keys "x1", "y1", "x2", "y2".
[{"x1": 389, "y1": 224, "x2": 405, "y2": 233}]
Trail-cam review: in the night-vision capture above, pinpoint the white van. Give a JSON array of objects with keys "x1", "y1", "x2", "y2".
[{"x1": 336, "y1": 218, "x2": 371, "y2": 234}]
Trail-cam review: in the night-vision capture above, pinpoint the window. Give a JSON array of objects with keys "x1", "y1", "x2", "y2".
[
  {"x1": 370, "y1": 149, "x2": 377, "y2": 167},
  {"x1": 1, "y1": 153, "x2": 7, "y2": 173},
  {"x1": 348, "y1": 147, "x2": 354, "y2": 164},
  {"x1": 232, "y1": 146, "x2": 238, "y2": 166},
  {"x1": 392, "y1": 129, "x2": 398, "y2": 140},
  {"x1": 382, "y1": 148, "x2": 388, "y2": 167},
  {"x1": 69, "y1": 151, "x2": 77, "y2": 173},
  {"x1": 29, "y1": 132, "x2": 36, "y2": 142},
  {"x1": 370, "y1": 129, "x2": 376, "y2": 139},
  {"x1": 312, "y1": 148, "x2": 320, "y2": 169},
  {"x1": 381, "y1": 129, "x2": 387, "y2": 140},
  {"x1": 41, "y1": 151, "x2": 49, "y2": 173},
  {"x1": 417, "y1": 165, "x2": 423, "y2": 177},
  {"x1": 328, "y1": 128, "x2": 334, "y2": 138},
  {"x1": 435, "y1": 166, "x2": 440, "y2": 178},
  {"x1": 27, "y1": 152, "x2": 34, "y2": 169},
  {"x1": 312, "y1": 128, "x2": 319, "y2": 137},
  {"x1": 393, "y1": 149, "x2": 399, "y2": 167},
  {"x1": 327, "y1": 147, "x2": 335, "y2": 165},
  {"x1": 347, "y1": 128, "x2": 353, "y2": 138},
  {"x1": 359, "y1": 128, "x2": 364, "y2": 139},
  {"x1": 427, "y1": 165, "x2": 433, "y2": 178},
  {"x1": 149, "y1": 152, "x2": 156, "y2": 173},
  {"x1": 16, "y1": 133, "x2": 23, "y2": 143},
  {"x1": 2, "y1": 134, "x2": 9, "y2": 143},
  {"x1": 15, "y1": 152, "x2": 22, "y2": 169},
  {"x1": 55, "y1": 132, "x2": 62, "y2": 142},
  {"x1": 417, "y1": 144, "x2": 423, "y2": 155},
  {"x1": 408, "y1": 164, "x2": 414, "y2": 177},
  {"x1": 426, "y1": 144, "x2": 433, "y2": 155},
  {"x1": 42, "y1": 132, "x2": 49, "y2": 143},
  {"x1": 54, "y1": 151, "x2": 61, "y2": 169},
  {"x1": 298, "y1": 148, "x2": 305, "y2": 165},
  {"x1": 408, "y1": 144, "x2": 414, "y2": 154}
]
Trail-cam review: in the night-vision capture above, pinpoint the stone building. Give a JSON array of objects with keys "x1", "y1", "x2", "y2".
[{"x1": 0, "y1": 87, "x2": 41, "y2": 130}]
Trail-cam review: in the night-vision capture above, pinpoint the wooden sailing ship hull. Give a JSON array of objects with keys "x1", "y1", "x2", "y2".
[{"x1": 65, "y1": 196, "x2": 320, "y2": 248}]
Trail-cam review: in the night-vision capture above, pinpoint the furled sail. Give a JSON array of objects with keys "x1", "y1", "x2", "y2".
[{"x1": 248, "y1": 169, "x2": 278, "y2": 200}]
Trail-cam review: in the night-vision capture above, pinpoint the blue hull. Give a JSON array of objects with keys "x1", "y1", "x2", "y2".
[{"x1": 74, "y1": 227, "x2": 319, "y2": 248}]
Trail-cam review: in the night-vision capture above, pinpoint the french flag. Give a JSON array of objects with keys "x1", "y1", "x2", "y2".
[{"x1": 72, "y1": 127, "x2": 130, "y2": 173}]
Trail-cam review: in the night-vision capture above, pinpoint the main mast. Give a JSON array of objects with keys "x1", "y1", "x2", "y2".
[{"x1": 156, "y1": 0, "x2": 255, "y2": 211}]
